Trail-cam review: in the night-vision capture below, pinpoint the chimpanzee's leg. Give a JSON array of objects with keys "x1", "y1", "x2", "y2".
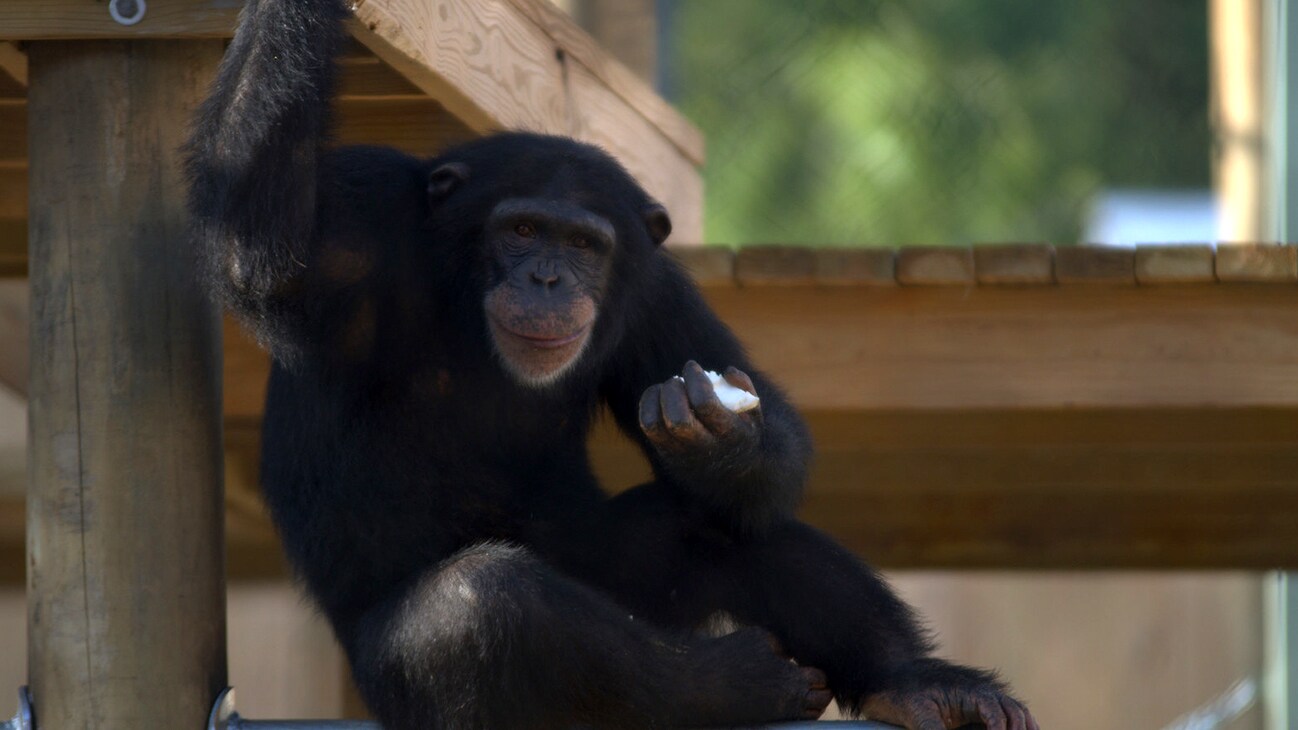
[
  {"x1": 341, "y1": 541, "x2": 829, "y2": 730},
  {"x1": 543, "y1": 482, "x2": 1037, "y2": 730}
]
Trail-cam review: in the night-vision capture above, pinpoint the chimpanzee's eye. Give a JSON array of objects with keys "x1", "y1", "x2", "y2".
[
  {"x1": 514, "y1": 223, "x2": 536, "y2": 238},
  {"x1": 570, "y1": 235, "x2": 590, "y2": 249}
]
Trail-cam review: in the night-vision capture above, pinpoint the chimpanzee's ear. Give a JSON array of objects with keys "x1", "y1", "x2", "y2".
[
  {"x1": 428, "y1": 162, "x2": 470, "y2": 203},
  {"x1": 643, "y1": 203, "x2": 672, "y2": 246}
]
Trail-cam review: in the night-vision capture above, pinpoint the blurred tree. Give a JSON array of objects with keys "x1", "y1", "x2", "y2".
[{"x1": 663, "y1": 0, "x2": 1209, "y2": 246}]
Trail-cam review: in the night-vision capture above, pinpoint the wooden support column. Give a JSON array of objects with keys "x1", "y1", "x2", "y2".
[{"x1": 26, "y1": 41, "x2": 226, "y2": 728}]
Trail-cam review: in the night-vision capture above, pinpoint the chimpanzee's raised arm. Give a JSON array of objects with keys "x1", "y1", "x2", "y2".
[{"x1": 185, "y1": 0, "x2": 426, "y2": 364}]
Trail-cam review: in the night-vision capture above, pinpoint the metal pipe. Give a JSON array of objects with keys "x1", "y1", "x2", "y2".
[{"x1": 206, "y1": 687, "x2": 904, "y2": 730}]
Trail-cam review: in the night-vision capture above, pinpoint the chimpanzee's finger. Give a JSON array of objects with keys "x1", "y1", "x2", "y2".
[
  {"x1": 1000, "y1": 696, "x2": 1028, "y2": 730},
  {"x1": 682, "y1": 361, "x2": 735, "y2": 435},
  {"x1": 660, "y1": 376, "x2": 708, "y2": 442},
  {"x1": 722, "y1": 366, "x2": 758, "y2": 396},
  {"x1": 638, "y1": 384, "x2": 664, "y2": 439},
  {"x1": 975, "y1": 693, "x2": 1008, "y2": 730}
]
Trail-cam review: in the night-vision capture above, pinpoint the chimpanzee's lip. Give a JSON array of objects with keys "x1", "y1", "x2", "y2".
[{"x1": 491, "y1": 319, "x2": 591, "y2": 349}]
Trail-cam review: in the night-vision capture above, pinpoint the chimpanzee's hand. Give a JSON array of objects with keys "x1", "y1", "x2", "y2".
[
  {"x1": 638, "y1": 361, "x2": 761, "y2": 464},
  {"x1": 861, "y1": 676, "x2": 1039, "y2": 730}
]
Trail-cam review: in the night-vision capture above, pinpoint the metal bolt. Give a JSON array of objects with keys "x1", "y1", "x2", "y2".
[{"x1": 109, "y1": 0, "x2": 147, "y2": 26}]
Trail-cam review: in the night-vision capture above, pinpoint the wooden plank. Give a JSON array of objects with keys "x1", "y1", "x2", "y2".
[
  {"x1": 973, "y1": 244, "x2": 1055, "y2": 285},
  {"x1": 336, "y1": 58, "x2": 425, "y2": 100},
  {"x1": 1135, "y1": 245, "x2": 1216, "y2": 284},
  {"x1": 735, "y1": 245, "x2": 816, "y2": 285},
  {"x1": 0, "y1": 0, "x2": 240, "y2": 39},
  {"x1": 217, "y1": 283, "x2": 1298, "y2": 416},
  {"x1": 26, "y1": 41, "x2": 227, "y2": 728},
  {"x1": 699, "y1": 284, "x2": 1298, "y2": 411},
  {"x1": 813, "y1": 248, "x2": 896, "y2": 286},
  {"x1": 668, "y1": 247, "x2": 734, "y2": 287},
  {"x1": 1056, "y1": 245, "x2": 1136, "y2": 285},
  {"x1": 896, "y1": 246, "x2": 975, "y2": 285},
  {"x1": 563, "y1": 60, "x2": 704, "y2": 242},
  {"x1": 1216, "y1": 243, "x2": 1298, "y2": 281},
  {"x1": 504, "y1": 0, "x2": 705, "y2": 164}
]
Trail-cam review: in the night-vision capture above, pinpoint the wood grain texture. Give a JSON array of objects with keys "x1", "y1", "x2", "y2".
[
  {"x1": 0, "y1": 0, "x2": 240, "y2": 39},
  {"x1": 563, "y1": 60, "x2": 704, "y2": 242},
  {"x1": 218, "y1": 283, "x2": 1298, "y2": 418},
  {"x1": 26, "y1": 41, "x2": 227, "y2": 728},
  {"x1": 504, "y1": 0, "x2": 705, "y2": 164}
]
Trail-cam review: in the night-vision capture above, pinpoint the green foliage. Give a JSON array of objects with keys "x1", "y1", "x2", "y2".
[{"x1": 665, "y1": 0, "x2": 1210, "y2": 246}]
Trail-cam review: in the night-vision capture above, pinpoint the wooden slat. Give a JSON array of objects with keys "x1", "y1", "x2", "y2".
[
  {"x1": 973, "y1": 244, "x2": 1055, "y2": 285},
  {"x1": 563, "y1": 60, "x2": 704, "y2": 241},
  {"x1": 0, "y1": 0, "x2": 240, "y2": 39},
  {"x1": 896, "y1": 246, "x2": 975, "y2": 285},
  {"x1": 503, "y1": 0, "x2": 705, "y2": 165},
  {"x1": 336, "y1": 57, "x2": 425, "y2": 100},
  {"x1": 706, "y1": 284, "x2": 1298, "y2": 410}
]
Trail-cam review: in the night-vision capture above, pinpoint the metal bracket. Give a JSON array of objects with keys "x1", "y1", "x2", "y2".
[
  {"x1": 0, "y1": 687, "x2": 32, "y2": 730},
  {"x1": 108, "y1": 0, "x2": 147, "y2": 26}
]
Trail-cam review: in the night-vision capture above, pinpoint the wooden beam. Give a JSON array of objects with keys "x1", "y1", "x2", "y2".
[
  {"x1": 26, "y1": 40, "x2": 227, "y2": 728},
  {"x1": 0, "y1": 0, "x2": 239, "y2": 40},
  {"x1": 0, "y1": 168, "x2": 26, "y2": 219}
]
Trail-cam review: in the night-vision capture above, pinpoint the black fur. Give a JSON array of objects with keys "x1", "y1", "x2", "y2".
[{"x1": 186, "y1": 1, "x2": 1030, "y2": 728}]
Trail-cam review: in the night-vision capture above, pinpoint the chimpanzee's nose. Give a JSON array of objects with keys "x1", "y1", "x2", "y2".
[{"x1": 530, "y1": 269, "x2": 560, "y2": 287}]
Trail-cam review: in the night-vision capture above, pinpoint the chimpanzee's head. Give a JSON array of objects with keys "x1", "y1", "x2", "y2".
[{"x1": 424, "y1": 133, "x2": 672, "y2": 387}]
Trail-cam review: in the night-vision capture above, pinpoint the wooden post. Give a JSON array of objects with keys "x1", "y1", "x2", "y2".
[{"x1": 25, "y1": 41, "x2": 226, "y2": 728}]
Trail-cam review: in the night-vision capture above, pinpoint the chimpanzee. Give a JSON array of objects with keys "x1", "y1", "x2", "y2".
[{"x1": 185, "y1": 1, "x2": 1038, "y2": 728}]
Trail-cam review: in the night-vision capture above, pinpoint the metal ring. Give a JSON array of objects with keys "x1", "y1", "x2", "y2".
[{"x1": 108, "y1": 0, "x2": 147, "y2": 26}]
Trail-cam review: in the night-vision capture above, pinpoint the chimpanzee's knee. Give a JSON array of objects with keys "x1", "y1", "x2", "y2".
[{"x1": 347, "y1": 543, "x2": 549, "y2": 730}]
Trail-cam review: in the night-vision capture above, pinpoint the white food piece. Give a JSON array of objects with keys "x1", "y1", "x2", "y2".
[{"x1": 673, "y1": 370, "x2": 761, "y2": 412}]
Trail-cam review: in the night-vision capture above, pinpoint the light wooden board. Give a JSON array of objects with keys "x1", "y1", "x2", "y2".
[{"x1": 216, "y1": 284, "x2": 1298, "y2": 417}]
